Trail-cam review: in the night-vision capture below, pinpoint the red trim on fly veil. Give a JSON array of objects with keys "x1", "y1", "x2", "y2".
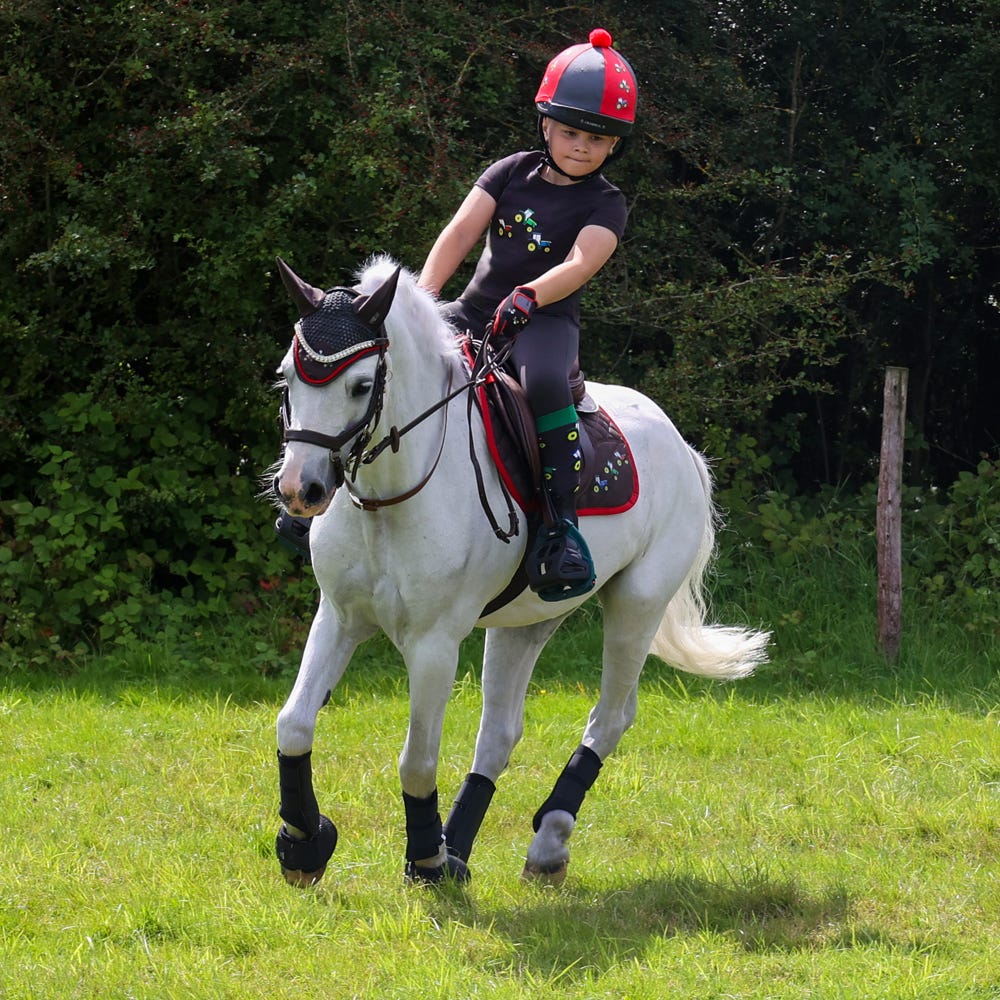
[{"x1": 293, "y1": 342, "x2": 382, "y2": 386}]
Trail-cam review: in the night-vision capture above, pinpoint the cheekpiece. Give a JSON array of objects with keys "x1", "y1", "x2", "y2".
[{"x1": 293, "y1": 288, "x2": 388, "y2": 386}]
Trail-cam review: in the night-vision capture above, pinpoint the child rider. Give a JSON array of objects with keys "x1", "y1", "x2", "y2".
[{"x1": 418, "y1": 28, "x2": 639, "y2": 600}]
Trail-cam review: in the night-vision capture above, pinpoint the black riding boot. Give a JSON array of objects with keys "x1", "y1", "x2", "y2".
[{"x1": 525, "y1": 492, "x2": 596, "y2": 601}]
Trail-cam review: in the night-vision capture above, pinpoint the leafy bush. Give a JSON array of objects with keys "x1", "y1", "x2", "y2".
[
  {"x1": 715, "y1": 455, "x2": 1000, "y2": 641},
  {"x1": 0, "y1": 383, "x2": 316, "y2": 658},
  {"x1": 0, "y1": 0, "x2": 512, "y2": 654},
  {"x1": 2, "y1": 1, "x2": 997, "y2": 657},
  {"x1": 905, "y1": 456, "x2": 1000, "y2": 634}
]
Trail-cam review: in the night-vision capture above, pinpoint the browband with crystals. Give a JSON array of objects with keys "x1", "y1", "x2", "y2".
[{"x1": 294, "y1": 322, "x2": 385, "y2": 366}]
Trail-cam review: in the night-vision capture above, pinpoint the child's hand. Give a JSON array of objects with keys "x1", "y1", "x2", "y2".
[{"x1": 490, "y1": 286, "x2": 537, "y2": 340}]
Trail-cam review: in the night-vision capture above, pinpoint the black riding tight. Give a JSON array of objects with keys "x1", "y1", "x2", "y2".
[{"x1": 441, "y1": 299, "x2": 582, "y2": 499}]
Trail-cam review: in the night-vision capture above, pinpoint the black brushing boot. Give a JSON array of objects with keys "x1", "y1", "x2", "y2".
[{"x1": 274, "y1": 510, "x2": 312, "y2": 561}]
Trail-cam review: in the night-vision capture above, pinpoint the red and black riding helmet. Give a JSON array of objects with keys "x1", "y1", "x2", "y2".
[{"x1": 535, "y1": 28, "x2": 638, "y2": 139}]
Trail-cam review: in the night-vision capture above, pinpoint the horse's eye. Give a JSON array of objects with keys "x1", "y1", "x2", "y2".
[{"x1": 350, "y1": 378, "x2": 373, "y2": 399}]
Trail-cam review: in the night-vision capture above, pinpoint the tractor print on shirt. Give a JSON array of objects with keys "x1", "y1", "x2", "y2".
[
  {"x1": 514, "y1": 209, "x2": 538, "y2": 231},
  {"x1": 506, "y1": 208, "x2": 551, "y2": 252}
]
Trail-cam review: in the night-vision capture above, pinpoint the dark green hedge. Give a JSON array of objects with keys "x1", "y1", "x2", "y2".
[{"x1": 2, "y1": 1, "x2": 997, "y2": 652}]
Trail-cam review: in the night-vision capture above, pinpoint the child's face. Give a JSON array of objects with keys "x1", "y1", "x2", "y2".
[{"x1": 542, "y1": 119, "x2": 619, "y2": 179}]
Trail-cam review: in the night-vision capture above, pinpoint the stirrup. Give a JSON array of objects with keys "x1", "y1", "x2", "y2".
[
  {"x1": 525, "y1": 519, "x2": 596, "y2": 602},
  {"x1": 275, "y1": 511, "x2": 312, "y2": 561}
]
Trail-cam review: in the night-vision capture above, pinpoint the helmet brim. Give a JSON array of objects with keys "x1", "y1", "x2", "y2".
[{"x1": 536, "y1": 102, "x2": 633, "y2": 138}]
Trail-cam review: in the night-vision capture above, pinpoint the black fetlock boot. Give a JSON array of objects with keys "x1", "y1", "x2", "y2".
[
  {"x1": 525, "y1": 492, "x2": 596, "y2": 601},
  {"x1": 402, "y1": 790, "x2": 470, "y2": 885}
]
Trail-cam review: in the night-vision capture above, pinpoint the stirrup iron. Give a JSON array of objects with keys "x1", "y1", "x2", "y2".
[{"x1": 525, "y1": 518, "x2": 596, "y2": 601}]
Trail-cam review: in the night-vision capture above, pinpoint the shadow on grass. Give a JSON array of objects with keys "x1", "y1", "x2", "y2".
[{"x1": 424, "y1": 872, "x2": 936, "y2": 983}]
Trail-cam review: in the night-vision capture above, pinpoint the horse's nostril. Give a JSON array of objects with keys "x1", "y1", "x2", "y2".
[
  {"x1": 272, "y1": 475, "x2": 282, "y2": 497},
  {"x1": 303, "y1": 482, "x2": 327, "y2": 507}
]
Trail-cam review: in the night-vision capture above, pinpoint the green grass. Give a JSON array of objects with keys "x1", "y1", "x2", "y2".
[{"x1": 2, "y1": 552, "x2": 1000, "y2": 998}]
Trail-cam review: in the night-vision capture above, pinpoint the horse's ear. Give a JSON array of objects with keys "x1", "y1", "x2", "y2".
[
  {"x1": 354, "y1": 264, "x2": 401, "y2": 331},
  {"x1": 276, "y1": 256, "x2": 326, "y2": 317}
]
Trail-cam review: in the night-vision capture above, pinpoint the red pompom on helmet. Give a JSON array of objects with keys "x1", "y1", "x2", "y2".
[{"x1": 535, "y1": 28, "x2": 638, "y2": 137}]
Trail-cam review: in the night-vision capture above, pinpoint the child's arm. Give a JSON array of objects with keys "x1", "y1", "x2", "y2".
[
  {"x1": 491, "y1": 224, "x2": 620, "y2": 338},
  {"x1": 418, "y1": 187, "x2": 496, "y2": 297},
  {"x1": 529, "y1": 224, "x2": 619, "y2": 308}
]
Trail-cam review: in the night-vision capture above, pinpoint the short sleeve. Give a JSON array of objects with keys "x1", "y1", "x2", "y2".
[{"x1": 473, "y1": 153, "x2": 522, "y2": 201}]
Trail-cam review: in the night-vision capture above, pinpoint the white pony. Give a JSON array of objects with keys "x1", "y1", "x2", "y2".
[{"x1": 269, "y1": 256, "x2": 769, "y2": 887}]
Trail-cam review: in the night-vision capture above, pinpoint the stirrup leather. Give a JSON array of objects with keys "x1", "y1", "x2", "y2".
[{"x1": 525, "y1": 519, "x2": 596, "y2": 602}]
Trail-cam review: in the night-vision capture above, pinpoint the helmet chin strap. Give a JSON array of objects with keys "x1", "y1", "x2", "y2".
[{"x1": 540, "y1": 148, "x2": 603, "y2": 183}]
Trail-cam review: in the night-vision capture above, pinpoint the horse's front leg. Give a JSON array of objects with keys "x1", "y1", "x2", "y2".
[
  {"x1": 397, "y1": 634, "x2": 470, "y2": 885},
  {"x1": 275, "y1": 597, "x2": 369, "y2": 887}
]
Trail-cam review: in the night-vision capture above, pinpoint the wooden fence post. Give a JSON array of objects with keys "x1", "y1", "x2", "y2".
[{"x1": 877, "y1": 366, "x2": 909, "y2": 661}]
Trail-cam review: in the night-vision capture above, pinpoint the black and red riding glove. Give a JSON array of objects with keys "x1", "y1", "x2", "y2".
[{"x1": 490, "y1": 286, "x2": 537, "y2": 341}]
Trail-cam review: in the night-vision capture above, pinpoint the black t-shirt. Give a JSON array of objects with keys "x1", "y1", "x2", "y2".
[{"x1": 457, "y1": 151, "x2": 627, "y2": 323}]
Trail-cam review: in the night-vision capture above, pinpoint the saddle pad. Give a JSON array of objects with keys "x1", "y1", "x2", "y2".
[{"x1": 464, "y1": 342, "x2": 639, "y2": 516}]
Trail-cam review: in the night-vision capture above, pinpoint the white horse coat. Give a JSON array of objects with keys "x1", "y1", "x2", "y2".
[{"x1": 272, "y1": 257, "x2": 769, "y2": 884}]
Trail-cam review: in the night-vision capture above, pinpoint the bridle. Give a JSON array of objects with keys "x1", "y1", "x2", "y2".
[
  {"x1": 281, "y1": 354, "x2": 453, "y2": 512},
  {"x1": 275, "y1": 257, "x2": 517, "y2": 535},
  {"x1": 280, "y1": 348, "x2": 389, "y2": 496},
  {"x1": 282, "y1": 333, "x2": 518, "y2": 535}
]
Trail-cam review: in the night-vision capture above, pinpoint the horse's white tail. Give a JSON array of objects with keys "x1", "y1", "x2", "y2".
[{"x1": 648, "y1": 450, "x2": 770, "y2": 680}]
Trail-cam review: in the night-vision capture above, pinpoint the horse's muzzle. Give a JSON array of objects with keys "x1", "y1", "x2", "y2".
[{"x1": 274, "y1": 454, "x2": 344, "y2": 517}]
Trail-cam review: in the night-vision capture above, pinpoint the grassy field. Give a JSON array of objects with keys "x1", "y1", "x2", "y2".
[{"x1": 2, "y1": 552, "x2": 999, "y2": 998}]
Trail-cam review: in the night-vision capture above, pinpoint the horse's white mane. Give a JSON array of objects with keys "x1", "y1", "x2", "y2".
[{"x1": 356, "y1": 255, "x2": 462, "y2": 363}]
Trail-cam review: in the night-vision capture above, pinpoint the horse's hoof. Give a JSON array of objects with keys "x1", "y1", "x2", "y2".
[
  {"x1": 521, "y1": 860, "x2": 568, "y2": 887},
  {"x1": 281, "y1": 864, "x2": 328, "y2": 888},
  {"x1": 404, "y1": 849, "x2": 470, "y2": 886},
  {"x1": 275, "y1": 815, "x2": 338, "y2": 887}
]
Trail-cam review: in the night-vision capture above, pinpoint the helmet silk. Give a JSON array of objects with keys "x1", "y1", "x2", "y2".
[{"x1": 535, "y1": 28, "x2": 638, "y2": 138}]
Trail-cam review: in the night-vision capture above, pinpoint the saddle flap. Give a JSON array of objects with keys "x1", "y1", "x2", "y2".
[{"x1": 487, "y1": 370, "x2": 543, "y2": 491}]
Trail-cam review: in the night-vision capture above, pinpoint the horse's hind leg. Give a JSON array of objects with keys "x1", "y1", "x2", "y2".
[
  {"x1": 524, "y1": 579, "x2": 668, "y2": 884},
  {"x1": 275, "y1": 598, "x2": 366, "y2": 886},
  {"x1": 444, "y1": 618, "x2": 567, "y2": 864}
]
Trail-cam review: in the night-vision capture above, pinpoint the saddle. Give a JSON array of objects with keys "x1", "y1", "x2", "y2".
[
  {"x1": 459, "y1": 338, "x2": 638, "y2": 614},
  {"x1": 461, "y1": 338, "x2": 638, "y2": 519}
]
